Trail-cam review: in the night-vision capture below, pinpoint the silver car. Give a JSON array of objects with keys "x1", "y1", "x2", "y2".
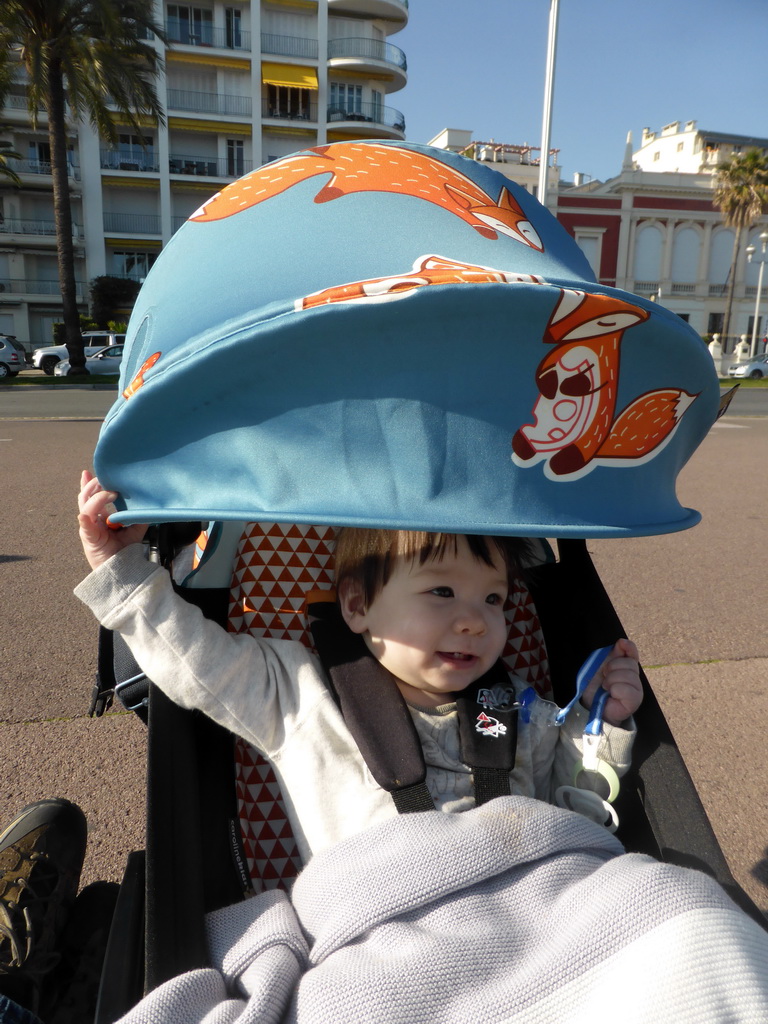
[
  {"x1": 54, "y1": 344, "x2": 124, "y2": 376},
  {"x1": 728, "y1": 355, "x2": 768, "y2": 379}
]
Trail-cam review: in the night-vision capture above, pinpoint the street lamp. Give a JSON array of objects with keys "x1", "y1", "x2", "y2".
[
  {"x1": 745, "y1": 229, "x2": 768, "y2": 359},
  {"x1": 537, "y1": 0, "x2": 560, "y2": 210}
]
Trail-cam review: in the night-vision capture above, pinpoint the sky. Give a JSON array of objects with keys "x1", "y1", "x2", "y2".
[{"x1": 394, "y1": 0, "x2": 768, "y2": 183}]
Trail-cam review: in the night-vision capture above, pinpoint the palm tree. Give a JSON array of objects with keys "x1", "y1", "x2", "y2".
[
  {"x1": 0, "y1": 1, "x2": 166, "y2": 372},
  {"x1": 713, "y1": 148, "x2": 768, "y2": 346},
  {"x1": 0, "y1": 137, "x2": 22, "y2": 187}
]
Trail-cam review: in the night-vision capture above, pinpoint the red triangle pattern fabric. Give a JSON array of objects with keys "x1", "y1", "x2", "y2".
[
  {"x1": 227, "y1": 523, "x2": 551, "y2": 890},
  {"x1": 503, "y1": 576, "x2": 552, "y2": 700},
  {"x1": 229, "y1": 522, "x2": 336, "y2": 891}
]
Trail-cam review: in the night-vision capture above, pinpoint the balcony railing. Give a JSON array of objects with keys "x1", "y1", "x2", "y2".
[
  {"x1": 670, "y1": 283, "x2": 696, "y2": 294},
  {"x1": 169, "y1": 154, "x2": 253, "y2": 177},
  {"x1": 327, "y1": 100, "x2": 405, "y2": 132},
  {"x1": 165, "y1": 19, "x2": 251, "y2": 51},
  {"x1": 7, "y1": 158, "x2": 81, "y2": 180},
  {"x1": 100, "y1": 150, "x2": 160, "y2": 173},
  {"x1": 0, "y1": 218, "x2": 57, "y2": 236},
  {"x1": 261, "y1": 32, "x2": 318, "y2": 59},
  {"x1": 167, "y1": 88, "x2": 252, "y2": 117},
  {"x1": 103, "y1": 211, "x2": 161, "y2": 234},
  {"x1": 327, "y1": 37, "x2": 407, "y2": 71},
  {"x1": 262, "y1": 97, "x2": 318, "y2": 123},
  {"x1": 0, "y1": 278, "x2": 84, "y2": 297}
]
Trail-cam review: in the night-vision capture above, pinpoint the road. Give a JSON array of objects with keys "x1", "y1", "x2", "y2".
[{"x1": 1, "y1": 385, "x2": 766, "y2": 915}]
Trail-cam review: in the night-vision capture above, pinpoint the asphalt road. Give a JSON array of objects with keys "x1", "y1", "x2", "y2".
[{"x1": 1, "y1": 385, "x2": 766, "y2": 917}]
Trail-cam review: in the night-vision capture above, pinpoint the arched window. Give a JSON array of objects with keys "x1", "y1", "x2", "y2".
[
  {"x1": 671, "y1": 227, "x2": 699, "y2": 282},
  {"x1": 634, "y1": 224, "x2": 663, "y2": 282},
  {"x1": 708, "y1": 229, "x2": 734, "y2": 285}
]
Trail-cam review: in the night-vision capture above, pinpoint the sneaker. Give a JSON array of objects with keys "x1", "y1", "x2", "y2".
[
  {"x1": 41, "y1": 881, "x2": 119, "y2": 1024},
  {"x1": 0, "y1": 800, "x2": 87, "y2": 1014}
]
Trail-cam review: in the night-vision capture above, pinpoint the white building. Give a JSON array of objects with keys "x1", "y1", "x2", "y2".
[
  {"x1": 0, "y1": 0, "x2": 409, "y2": 349},
  {"x1": 633, "y1": 120, "x2": 768, "y2": 175},
  {"x1": 428, "y1": 127, "x2": 561, "y2": 201}
]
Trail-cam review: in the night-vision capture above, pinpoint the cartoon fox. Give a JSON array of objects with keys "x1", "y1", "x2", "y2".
[
  {"x1": 190, "y1": 143, "x2": 544, "y2": 250},
  {"x1": 511, "y1": 290, "x2": 698, "y2": 478},
  {"x1": 296, "y1": 255, "x2": 545, "y2": 310}
]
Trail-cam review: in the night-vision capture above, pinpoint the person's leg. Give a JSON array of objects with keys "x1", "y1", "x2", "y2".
[{"x1": 0, "y1": 800, "x2": 87, "y2": 1017}]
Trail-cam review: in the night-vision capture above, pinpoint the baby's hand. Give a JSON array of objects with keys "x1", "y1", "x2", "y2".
[
  {"x1": 581, "y1": 638, "x2": 642, "y2": 726},
  {"x1": 78, "y1": 470, "x2": 148, "y2": 570}
]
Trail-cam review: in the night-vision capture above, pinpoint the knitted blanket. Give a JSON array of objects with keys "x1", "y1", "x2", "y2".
[{"x1": 119, "y1": 797, "x2": 768, "y2": 1023}]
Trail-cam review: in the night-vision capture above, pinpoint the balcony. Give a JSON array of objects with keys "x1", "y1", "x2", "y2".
[
  {"x1": 100, "y1": 150, "x2": 160, "y2": 173},
  {"x1": 261, "y1": 33, "x2": 318, "y2": 59},
  {"x1": 167, "y1": 88, "x2": 252, "y2": 118},
  {"x1": 169, "y1": 153, "x2": 253, "y2": 178},
  {"x1": 327, "y1": 100, "x2": 405, "y2": 139},
  {"x1": 7, "y1": 158, "x2": 81, "y2": 182},
  {"x1": 0, "y1": 278, "x2": 85, "y2": 300},
  {"x1": 103, "y1": 211, "x2": 161, "y2": 235},
  {"x1": 0, "y1": 218, "x2": 58, "y2": 237},
  {"x1": 165, "y1": 19, "x2": 251, "y2": 52},
  {"x1": 327, "y1": 0, "x2": 408, "y2": 28},
  {"x1": 327, "y1": 37, "x2": 407, "y2": 90},
  {"x1": 261, "y1": 97, "x2": 318, "y2": 124}
]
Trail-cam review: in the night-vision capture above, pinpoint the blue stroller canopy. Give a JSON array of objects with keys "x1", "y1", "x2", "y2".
[{"x1": 96, "y1": 140, "x2": 720, "y2": 538}]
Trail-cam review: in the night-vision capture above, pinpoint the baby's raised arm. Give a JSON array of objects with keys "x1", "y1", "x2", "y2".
[{"x1": 78, "y1": 470, "x2": 148, "y2": 570}]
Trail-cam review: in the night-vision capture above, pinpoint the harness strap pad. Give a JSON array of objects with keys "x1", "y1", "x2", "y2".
[{"x1": 309, "y1": 602, "x2": 518, "y2": 810}]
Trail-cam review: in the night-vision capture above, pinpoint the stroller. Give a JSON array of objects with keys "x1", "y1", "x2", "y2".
[{"x1": 85, "y1": 142, "x2": 764, "y2": 1021}]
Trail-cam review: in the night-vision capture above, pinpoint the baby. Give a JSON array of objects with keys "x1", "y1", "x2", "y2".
[{"x1": 77, "y1": 470, "x2": 642, "y2": 864}]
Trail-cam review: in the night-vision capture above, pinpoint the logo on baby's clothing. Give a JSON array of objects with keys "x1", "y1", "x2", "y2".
[
  {"x1": 476, "y1": 712, "x2": 507, "y2": 738},
  {"x1": 477, "y1": 686, "x2": 517, "y2": 712}
]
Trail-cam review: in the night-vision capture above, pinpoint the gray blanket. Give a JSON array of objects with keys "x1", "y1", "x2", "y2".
[{"x1": 119, "y1": 797, "x2": 768, "y2": 1023}]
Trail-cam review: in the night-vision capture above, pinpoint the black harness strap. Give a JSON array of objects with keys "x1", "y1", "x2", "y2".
[{"x1": 308, "y1": 601, "x2": 518, "y2": 812}]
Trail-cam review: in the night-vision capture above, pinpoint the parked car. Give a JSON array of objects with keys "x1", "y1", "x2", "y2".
[
  {"x1": 0, "y1": 335, "x2": 27, "y2": 378},
  {"x1": 32, "y1": 330, "x2": 125, "y2": 375},
  {"x1": 728, "y1": 356, "x2": 768, "y2": 379},
  {"x1": 54, "y1": 344, "x2": 124, "y2": 377}
]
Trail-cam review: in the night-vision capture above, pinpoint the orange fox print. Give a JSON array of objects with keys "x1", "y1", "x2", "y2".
[
  {"x1": 511, "y1": 290, "x2": 698, "y2": 478},
  {"x1": 296, "y1": 255, "x2": 545, "y2": 310},
  {"x1": 122, "y1": 351, "x2": 161, "y2": 400},
  {"x1": 190, "y1": 143, "x2": 544, "y2": 250}
]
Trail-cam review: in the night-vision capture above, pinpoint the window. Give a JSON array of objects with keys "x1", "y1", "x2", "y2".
[
  {"x1": 371, "y1": 89, "x2": 383, "y2": 122},
  {"x1": 28, "y1": 140, "x2": 51, "y2": 173},
  {"x1": 225, "y1": 7, "x2": 242, "y2": 48},
  {"x1": 267, "y1": 84, "x2": 311, "y2": 119},
  {"x1": 118, "y1": 133, "x2": 154, "y2": 171},
  {"x1": 330, "y1": 82, "x2": 362, "y2": 114},
  {"x1": 227, "y1": 139, "x2": 244, "y2": 177},
  {"x1": 112, "y1": 251, "x2": 157, "y2": 281},
  {"x1": 167, "y1": 5, "x2": 213, "y2": 45},
  {"x1": 653, "y1": 151, "x2": 660, "y2": 161},
  {"x1": 575, "y1": 234, "x2": 601, "y2": 276}
]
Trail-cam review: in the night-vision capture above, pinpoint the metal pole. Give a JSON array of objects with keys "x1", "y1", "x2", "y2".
[
  {"x1": 749, "y1": 234, "x2": 768, "y2": 358},
  {"x1": 537, "y1": 0, "x2": 560, "y2": 209}
]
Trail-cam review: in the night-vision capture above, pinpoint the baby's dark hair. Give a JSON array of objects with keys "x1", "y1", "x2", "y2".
[{"x1": 334, "y1": 528, "x2": 531, "y2": 609}]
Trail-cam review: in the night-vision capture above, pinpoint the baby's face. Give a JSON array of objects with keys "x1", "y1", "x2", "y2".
[{"x1": 357, "y1": 537, "x2": 509, "y2": 708}]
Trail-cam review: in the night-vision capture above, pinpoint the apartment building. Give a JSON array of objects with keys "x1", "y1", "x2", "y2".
[{"x1": 0, "y1": 0, "x2": 409, "y2": 348}]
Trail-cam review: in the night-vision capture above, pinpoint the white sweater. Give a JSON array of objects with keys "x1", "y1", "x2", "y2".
[{"x1": 75, "y1": 545, "x2": 635, "y2": 865}]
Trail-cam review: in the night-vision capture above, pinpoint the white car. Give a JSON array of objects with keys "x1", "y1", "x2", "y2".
[
  {"x1": 54, "y1": 344, "x2": 124, "y2": 376},
  {"x1": 727, "y1": 356, "x2": 768, "y2": 379},
  {"x1": 33, "y1": 331, "x2": 125, "y2": 375}
]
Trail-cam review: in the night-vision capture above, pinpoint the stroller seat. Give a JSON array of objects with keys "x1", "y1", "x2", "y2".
[{"x1": 189, "y1": 520, "x2": 553, "y2": 892}]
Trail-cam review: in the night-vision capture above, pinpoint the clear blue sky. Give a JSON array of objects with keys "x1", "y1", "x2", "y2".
[{"x1": 395, "y1": 0, "x2": 768, "y2": 183}]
